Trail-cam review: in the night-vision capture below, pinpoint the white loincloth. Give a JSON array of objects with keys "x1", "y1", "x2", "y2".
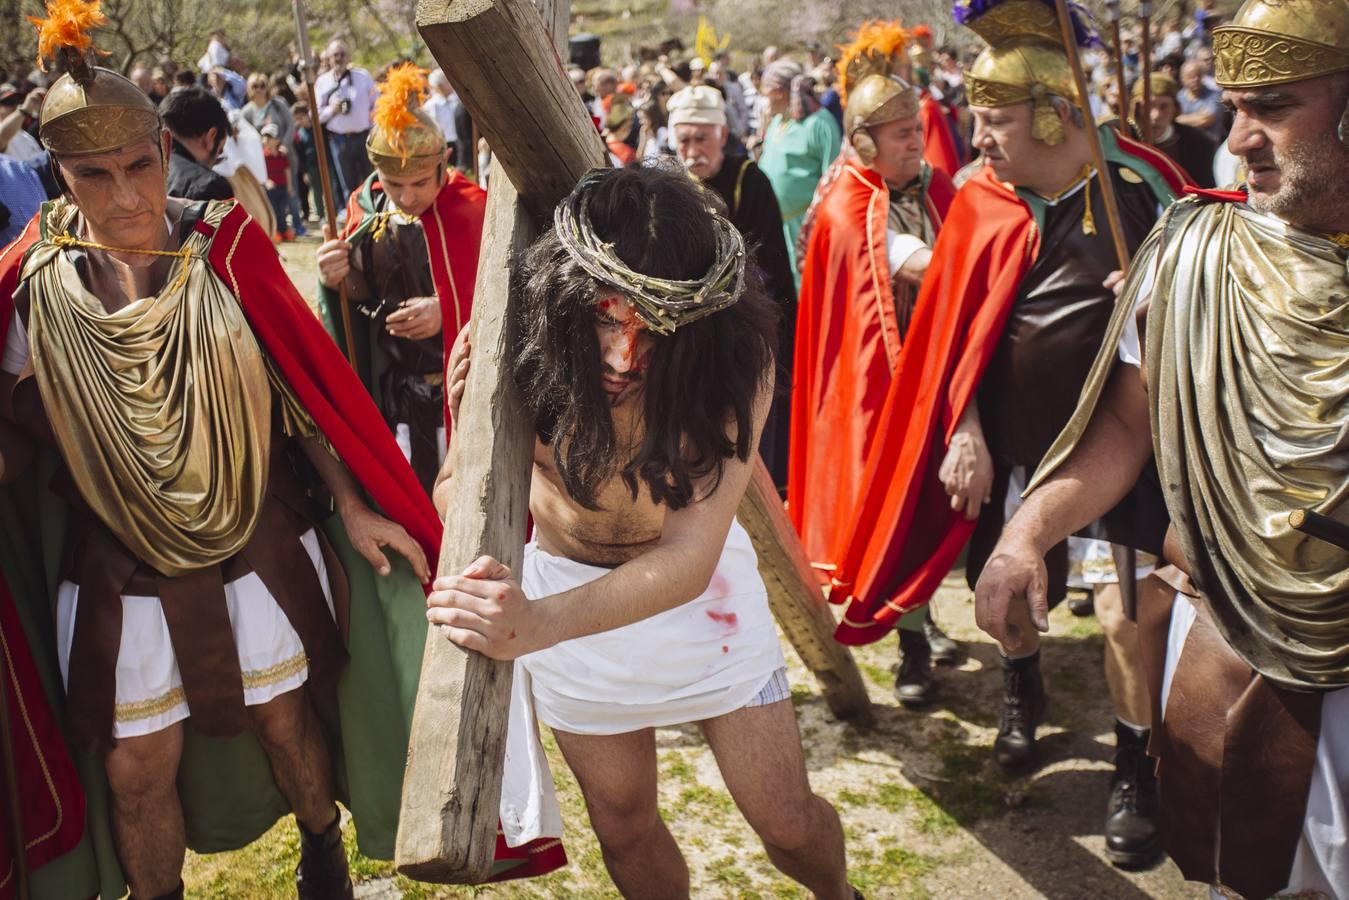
[
  {"x1": 499, "y1": 518, "x2": 787, "y2": 848},
  {"x1": 1161, "y1": 595, "x2": 1349, "y2": 896},
  {"x1": 55, "y1": 529, "x2": 336, "y2": 739}
]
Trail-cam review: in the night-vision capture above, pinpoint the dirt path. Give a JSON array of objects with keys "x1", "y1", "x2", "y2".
[{"x1": 183, "y1": 236, "x2": 1201, "y2": 898}]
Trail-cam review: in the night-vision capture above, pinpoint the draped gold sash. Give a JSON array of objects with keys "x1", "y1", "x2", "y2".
[
  {"x1": 24, "y1": 200, "x2": 273, "y2": 577},
  {"x1": 1033, "y1": 197, "x2": 1349, "y2": 688}
]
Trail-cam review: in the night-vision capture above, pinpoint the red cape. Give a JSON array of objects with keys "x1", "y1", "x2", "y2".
[
  {"x1": 830, "y1": 135, "x2": 1191, "y2": 645},
  {"x1": 921, "y1": 95, "x2": 961, "y2": 180},
  {"x1": 0, "y1": 217, "x2": 86, "y2": 892},
  {"x1": 829, "y1": 166, "x2": 1039, "y2": 644},
  {"x1": 341, "y1": 171, "x2": 487, "y2": 433},
  {"x1": 0, "y1": 573, "x2": 87, "y2": 896},
  {"x1": 788, "y1": 162, "x2": 955, "y2": 580},
  {"x1": 0, "y1": 204, "x2": 565, "y2": 882}
]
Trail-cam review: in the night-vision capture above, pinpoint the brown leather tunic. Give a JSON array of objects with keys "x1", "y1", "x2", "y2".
[{"x1": 967, "y1": 164, "x2": 1171, "y2": 599}]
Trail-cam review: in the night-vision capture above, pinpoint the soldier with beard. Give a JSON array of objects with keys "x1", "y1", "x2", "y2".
[
  {"x1": 978, "y1": 1, "x2": 1349, "y2": 894},
  {"x1": 826, "y1": 0, "x2": 1189, "y2": 869}
]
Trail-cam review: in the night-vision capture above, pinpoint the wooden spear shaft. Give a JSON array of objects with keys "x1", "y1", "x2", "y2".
[
  {"x1": 292, "y1": 0, "x2": 359, "y2": 368},
  {"x1": 1107, "y1": 1, "x2": 1129, "y2": 126},
  {"x1": 1053, "y1": 0, "x2": 1132, "y2": 271},
  {"x1": 1140, "y1": 0, "x2": 1154, "y2": 144}
]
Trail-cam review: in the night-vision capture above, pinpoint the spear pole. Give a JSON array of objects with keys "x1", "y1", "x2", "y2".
[
  {"x1": 293, "y1": 0, "x2": 359, "y2": 368},
  {"x1": 1107, "y1": 0, "x2": 1129, "y2": 127},
  {"x1": 1139, "y1": 0, "x2": 1154, "y2": 143},
  {"x1": 1053, "y1": 0, "x2": 1131, "y2": 271}
]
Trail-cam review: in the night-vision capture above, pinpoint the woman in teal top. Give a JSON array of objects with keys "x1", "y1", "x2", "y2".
[{"x1": 757, "y1": 60, "x2": 842, "y2": 287}]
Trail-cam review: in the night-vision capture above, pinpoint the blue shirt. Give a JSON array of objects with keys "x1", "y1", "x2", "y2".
[
  {"x1": 1179, "y1": 83, "x2": 1226, "y2": 142},
  {"x1": 0, "y1": 155, "x2": 45, "y2": 247}
]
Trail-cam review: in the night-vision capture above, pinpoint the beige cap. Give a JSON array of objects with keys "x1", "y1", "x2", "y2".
[{"x1": 667, "y1": 85, "x2": 727, "y2": 128}]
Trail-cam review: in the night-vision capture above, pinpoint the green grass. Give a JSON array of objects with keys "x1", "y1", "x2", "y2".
[
  {"x1": 850, "y1": 847, "x2": 940, "y2": 895},
  {"x1": 707, "y1": 853, "x2": 754, "y2": 890},
  {"x1": 673, "y1": 783, "x2": 738, "y2": 816},
  {"x1": 859, "y1": 661, "x2": 893, "y2": 688}
]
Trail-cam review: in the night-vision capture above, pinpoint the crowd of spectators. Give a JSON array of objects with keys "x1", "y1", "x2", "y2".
[{"x1": 0, "y1": 1, "x2": 1239, "y2": 252}]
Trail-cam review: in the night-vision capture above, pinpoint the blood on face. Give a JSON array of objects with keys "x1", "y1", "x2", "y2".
[{"x1": 595, "y1": 294, "x2": 652, "y2": 372}]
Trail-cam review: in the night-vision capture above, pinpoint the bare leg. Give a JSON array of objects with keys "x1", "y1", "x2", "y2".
[
  {"x1": 248, "y1": 686, "x2": 338, "y2": 832},
  {"x1": 700, "y1": 700, "x2": 851, "y2": 900},
  {"x1": 1096, "y1": 583, "x2": 1152, "y2": 728},
  {"x1": 104, "y1": 722, "x2": 187, "y2": 898},
  {"x1": 552, "y1": 727, "x2": 689, "y2": 899}
]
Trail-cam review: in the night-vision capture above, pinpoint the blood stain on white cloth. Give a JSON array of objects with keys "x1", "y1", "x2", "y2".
[{"x1": 707, "y1": 609, "x2": 739, "y2": 633}]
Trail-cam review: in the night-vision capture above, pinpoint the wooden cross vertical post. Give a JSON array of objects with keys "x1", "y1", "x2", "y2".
[
  {"x1": 399, "y1": 0, "x2": 870, "y2": 882},
  {"x1": 395, "y1": 0, "x2": 603, "y2": 884}
]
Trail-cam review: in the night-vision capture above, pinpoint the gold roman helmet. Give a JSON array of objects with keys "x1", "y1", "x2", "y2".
[
  {"x1": 367, "y1": 63, "x2": 445, "y2": 178},
  {"x1": 1131, "y1": 72, "x2": 1178, "y2": 103},
  {"x1": 955, "y1": 0, "x2": 1092, "y2": 146},
  {"x1": 909, "y1": 24, "x2": 935, "y2": 72},
  {"x1": 1212, "y1": 0, "x2": 1349, "y2": 89},
  {"x1": 837, "y1": 20, "x2": 921, "y2": 165},
  {"x1": 30, "y1": 0, "x2": 160, "y2": 157}
]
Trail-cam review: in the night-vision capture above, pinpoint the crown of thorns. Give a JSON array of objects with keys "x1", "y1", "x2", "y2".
[{"x1": 552, "y1": 168, "x2": 747, "y2": 336}]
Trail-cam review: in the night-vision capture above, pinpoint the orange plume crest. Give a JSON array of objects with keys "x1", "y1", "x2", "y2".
[
  {"x1": 28, "y1": 0, "x2": 107, "y2": 72},
  {"x1": 373, "y1": 62, "x2": 429, "y2": 160},
  {"x1": 835, "y1": 20, "x2": 912, "y2": 104}
]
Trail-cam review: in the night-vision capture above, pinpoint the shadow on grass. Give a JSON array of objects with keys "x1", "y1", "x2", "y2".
[{"x1": 799, "y1": 630, "x2": 1157, "y2": 900}]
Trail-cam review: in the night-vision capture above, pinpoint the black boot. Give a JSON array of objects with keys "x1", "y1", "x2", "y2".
[
  {"x1": 297, "y1": 812, "x2": 355, "y2": 900},
  {"x1": 923, "y1": 608, "x2": 964, "y2": 666},
  {"x1": 1067, "y1": 590, "x2": 1096, "y2": 617},
  {"x1": 1105, "y1": 719, "x2": 1163, "y2": 869},
  {"x1": 895, "y1": 627, "x2": 934, "y2": 708},
  {"x1": 993, "y1": 650, "x2": 1046, "y2": 771},
  {"x1": 133, "y1": 882, "x2": 184, "y2": 900}
]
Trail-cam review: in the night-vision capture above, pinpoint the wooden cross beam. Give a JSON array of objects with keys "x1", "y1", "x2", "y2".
[
  {"x1": 399, "y1": 0, "x2": 870, "y2": 882},
  {"x1": 395, "y1": 0, "x2": 601, "y2": 885}
]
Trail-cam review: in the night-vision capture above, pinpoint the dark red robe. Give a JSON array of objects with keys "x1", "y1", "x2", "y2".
[{"x1": 0, "y1": 218, "x2": 87, "y2": 897}]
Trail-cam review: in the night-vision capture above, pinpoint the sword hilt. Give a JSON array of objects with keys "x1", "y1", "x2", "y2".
[{"x1": 1290, "y1": 509, "x2": 1349, "y2": 553}]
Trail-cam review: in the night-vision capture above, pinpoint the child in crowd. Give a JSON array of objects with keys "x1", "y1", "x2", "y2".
[
  {"x1": 260, "y1": 122, "x2": 298, "y2": 241},
  {"x1": 292, "y1": 101, "x2": 324, "y2": 225}
]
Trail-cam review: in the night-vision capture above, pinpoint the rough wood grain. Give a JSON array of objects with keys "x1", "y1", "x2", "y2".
[
  {"x1": 396, "y1": 0, "x2": 602, "y2": 883},
  {"x1": 395, "y1": 176, "x2": 536, "y2": 883},
  {"x1": 738, "y1": 461, "x2": 874, "y2": 724},
  {"x1": 416, "y1": 0, "x2": 605, "y2": 218}
]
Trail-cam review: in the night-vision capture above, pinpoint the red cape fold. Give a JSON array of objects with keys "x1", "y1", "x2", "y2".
[
  {"x1": 0, "y1": 216, "x2": 87, "y2": 891},
  {"x1": 222, "y1": 198, "x2": 563, "y2": 880},
  {"x1": 788, "y1": 162, "x2": 955, "y2": 580},
  {"x1": 343, "y1": 172, "x2": 487, "y2": 434},
  {"x1": 829, "y1": 166, "x2": 1039, "y2": 645},
  {"x1": 921, "y1": 95, "x2": 961, "y2": 180},
  {"x1": 1185, "y1": 186, "x2": 1248, "y2": 203},
  {"x1": 205, "y1": 204, "x2": 443, "y2": 566},
  {"x1": 1115, "y1": 132, "x2": 1191, "y2": 197},
  {"x1": 0, "y1": 571, "x2": 87, "y2": 895}
]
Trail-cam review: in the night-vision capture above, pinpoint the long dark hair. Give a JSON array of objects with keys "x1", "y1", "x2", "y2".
[{"x1": 514, "y1": 163, "x2": 778, "y2": 511}]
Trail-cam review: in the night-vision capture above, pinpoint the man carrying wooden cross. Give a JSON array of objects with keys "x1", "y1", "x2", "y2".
[{"x1": 429, "y1": 164, "x2": 855, "y2": 899}]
